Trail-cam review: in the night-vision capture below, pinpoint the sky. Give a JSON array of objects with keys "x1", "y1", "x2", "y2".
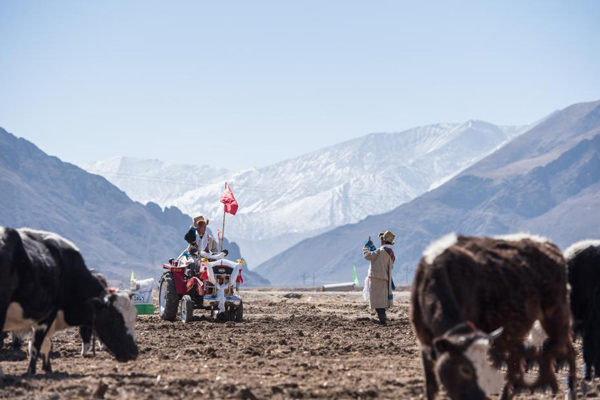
[{"x1": 1, "y1": 1, "x2": 599, "y2": 170}]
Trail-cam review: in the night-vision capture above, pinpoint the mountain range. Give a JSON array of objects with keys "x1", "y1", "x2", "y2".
[
  {"x1": 0, "y1": 128, "x2": 269, "y2": 286},
  {"x1": 255, "y1": 100, "x2": 600, "y2": 285},
  {"x1": 4, "y1": 99, "x2": 597, "y2": 287},
  {"x1": 86, "y1": 121, "x2": 530, "y2": 268}
]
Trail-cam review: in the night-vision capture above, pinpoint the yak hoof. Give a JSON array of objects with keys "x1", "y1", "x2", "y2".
[{"x1": 42, "y1": 361, "x2": 52, "y2": 373}]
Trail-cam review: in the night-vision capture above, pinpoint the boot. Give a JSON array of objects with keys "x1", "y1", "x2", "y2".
[{"x1": 376, "y1": 308, "x2": 387, "y2": 325}]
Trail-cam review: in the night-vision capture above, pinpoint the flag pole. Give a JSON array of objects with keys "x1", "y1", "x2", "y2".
[{"x1": 221, "y1": 183, "x2": 227, "y2": 251}]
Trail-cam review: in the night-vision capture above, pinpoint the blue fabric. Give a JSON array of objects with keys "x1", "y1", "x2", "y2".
[
  {"x1": 391, "y1": 279, "x2": 396, "y2": 291},
  {"x1": 388, "y1": 294, "x2": 393, "y2": 300},
  {"x1": 365, "y1": 240, "x2": 376, "y2": 251}
]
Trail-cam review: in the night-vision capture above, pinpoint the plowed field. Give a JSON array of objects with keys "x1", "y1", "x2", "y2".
[{"x1": 0, "y1": 292, "x2": 595, "y2": 399}]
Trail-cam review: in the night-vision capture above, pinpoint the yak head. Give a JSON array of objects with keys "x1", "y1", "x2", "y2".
[
  {"x1": 89, "y1": 291, "x2": 138, "y2": 362},
  {"x1": 433, "y1": 323, "x2": 504, "y2": 400}
]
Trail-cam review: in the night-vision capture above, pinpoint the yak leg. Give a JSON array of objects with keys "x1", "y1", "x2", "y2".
[
  {"x1": 80, "y1": 325, "x2": 92, "y2": 357},
  {"x1": 582, "y1": 327, "x2": 595, "y2": 380},
  {"x1": 27, "y1": 328, "x2": 45, "y2": 374},
  {"x1": 421, "y1": 350, "x2": 439, "y2": 400},
  {"x1": 39, "y1": 310, "x2": 69, "y2": 373},
  {"x1": 26, "y1": 310, "x2": 57, "y2": 375},
  {"x1": 540, "y1": 307, "x2": 577, "y2": 399},
  {"x1": 11, "y1": 333, "x2": 23, "y2": 351},
  {"x1": 0, "y1": 298, "x2": 7, "y2": 378},
  {"x1": 499, "y1": 345, "x2": 527, "y2": 400},
  {"x1": 582, "y1": 323, "x2": 600, "y2": 379},
  {"x1": 40, "y1": 336, "x2": 53, "y2": 373}
]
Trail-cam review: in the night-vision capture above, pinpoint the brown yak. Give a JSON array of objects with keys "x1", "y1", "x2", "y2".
[{"x1": 411, "y1": 233, "x2": 576, "y2": 400}]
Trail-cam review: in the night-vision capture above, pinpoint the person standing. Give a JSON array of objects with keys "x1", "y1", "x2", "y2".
[{"x1": 363, "y1": 230, "x2": 396, "y2": 325}]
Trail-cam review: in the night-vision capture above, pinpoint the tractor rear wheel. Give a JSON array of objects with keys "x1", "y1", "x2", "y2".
[
  {"x1": 158, "y1": 272, "x2": 178, "y2": 321},
  {"x1": 181, "y1": 295, "x2": 194, "y2": 324}
]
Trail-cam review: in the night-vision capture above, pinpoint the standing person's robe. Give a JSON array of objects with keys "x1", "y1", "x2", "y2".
[{"x1": 363, "y1": 245, "x2": 395, "y2": 309}]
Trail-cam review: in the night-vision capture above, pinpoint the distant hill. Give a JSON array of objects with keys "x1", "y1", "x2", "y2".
[
  {"x1": 0, "y1": 128, "x2": 269, "y2": 286},
  {"x1": 255, "y1": 100, "x2": 600, "y2": 286},
  {"x1": 86, "y1": 121, "x2": 529, "y2": 267}
]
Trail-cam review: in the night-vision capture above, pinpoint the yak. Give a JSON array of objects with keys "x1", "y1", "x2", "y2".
[
  {"x1": 0, "y1": 227, "x2": 138, "y2": 375},
  {"x1": 565, "y1": 240, "x2": 600, "y2": 380},
  {"x1": 411, "y1": 233, "x2": 576, "y2": 400}
]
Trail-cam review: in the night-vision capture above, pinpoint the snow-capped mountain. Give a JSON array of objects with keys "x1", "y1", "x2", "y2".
[
  {"x1": 256, "y1": 100, "x2": 600, "y2": 286},
  {"x1": 85, "y1": 121, "x2": 530, "y2": 267},
  {"x1": 86, "y1": 157, "x2": 231, "y2": 205}
]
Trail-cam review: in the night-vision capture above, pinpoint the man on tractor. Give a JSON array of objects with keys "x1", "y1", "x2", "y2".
[{"x1": 184, "y1": 215, "x2": 228, "y2": 277}]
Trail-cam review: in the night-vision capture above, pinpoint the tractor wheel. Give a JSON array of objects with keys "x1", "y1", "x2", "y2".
[
  {"x1": 235, "y1": 301, "x2": 244, "y2": 322},
  {"x1": 227, "y1": 307, "x2": 236, "y2": 322},
  {"x1": 158, "y1": 272, "x2": 178, "y2": 321},
  {"x1": 181, "y1": 295, "x2": 194, "y2": 324}
]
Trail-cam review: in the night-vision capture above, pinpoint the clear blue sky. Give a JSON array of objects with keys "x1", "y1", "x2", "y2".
[{"x1": 1, "y1": 1, "x2": 599, "y2": 170}]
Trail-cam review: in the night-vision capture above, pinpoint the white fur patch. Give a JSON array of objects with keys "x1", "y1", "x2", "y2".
[
  {"x1": 526, "y1": 320, "x2": 547, "y2": 348},
  {"x1": 11, "y1": 329, "x2": 31, "y2": 341},
  {"x1": 111, "y1": 292, "x2": 137, "y2": 340},
  {"x1": 423, "y1": 233, "x2": 458, "y2": 264},
  {"x1": 18, "y1": 227, "x2": 80, "y2": 252},
  {"x1": 493, "y1": 233, "x2": 549, "y2": 244},
  {"x1": 564, "y1": 239, "x2": 600, "y2": 260},
  {"x1": 464, "y1": 339, "x2": 504, "y2": 396},
  {"x1": 82, "y1": 342, "x2": 91, "y2": 357}
]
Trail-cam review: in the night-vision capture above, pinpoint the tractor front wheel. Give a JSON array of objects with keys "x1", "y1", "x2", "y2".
[
  {"x1": 158, "y1": 273, "x2": 178, "y2": 321},
  {"x1": 181, "y1": 295, "x2": 194, "y2": 324}
]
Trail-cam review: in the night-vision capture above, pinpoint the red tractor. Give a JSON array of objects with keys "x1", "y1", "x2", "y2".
[{"x1": 158, "y1": 253, "x2": 244, "y2": 323}]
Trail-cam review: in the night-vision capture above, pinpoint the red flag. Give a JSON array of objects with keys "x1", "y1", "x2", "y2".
[{"x1": 220, "y1": 183, "x2": 238, "y2": 215}]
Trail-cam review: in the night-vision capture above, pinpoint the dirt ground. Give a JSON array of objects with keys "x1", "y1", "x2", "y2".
[{"x1": 0, "y1": 291, "x2": 597, "y2": 399}]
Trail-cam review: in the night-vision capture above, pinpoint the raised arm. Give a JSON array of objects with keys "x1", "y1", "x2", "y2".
[{"x1": 363, "y1": 245, "x2": 381, "y2": 261}]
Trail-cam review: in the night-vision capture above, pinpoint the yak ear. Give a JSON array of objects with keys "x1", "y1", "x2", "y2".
[
  {"x1": 434, "y1": 337, "x2": 459, "y2": 355},
  {"x1": 487, "y1": 327, "x2": 504, "y2": 341}
]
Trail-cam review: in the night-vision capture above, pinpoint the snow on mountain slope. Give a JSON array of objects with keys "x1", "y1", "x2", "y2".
[
  {"x1": 85, "y1": 121, "x2": 529, "y2": 267},
  {"x1": 86, "y1": 156, "x2": 231, "y2": 205}
]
